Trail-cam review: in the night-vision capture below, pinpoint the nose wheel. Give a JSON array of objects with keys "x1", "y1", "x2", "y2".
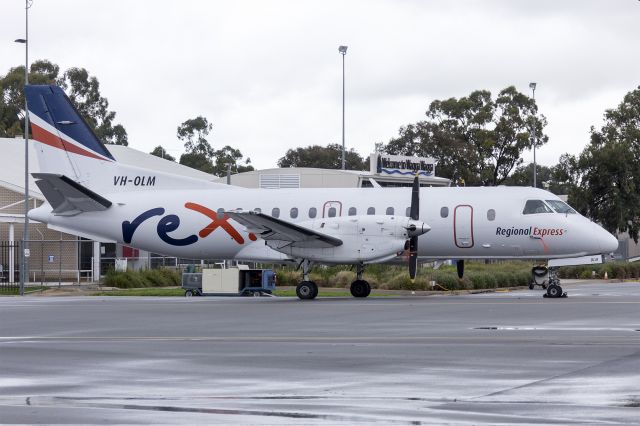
[{"x1": 544, "y1": 284, "x2": 567, "y2": 298}]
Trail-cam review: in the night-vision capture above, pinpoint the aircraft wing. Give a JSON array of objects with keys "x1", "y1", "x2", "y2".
[
  {"x1": 33, "y1": 173, "x2": 112, "y2": 216},
  {"x1": 225, "y1": 211, "x2": 343, "y2": 248}
]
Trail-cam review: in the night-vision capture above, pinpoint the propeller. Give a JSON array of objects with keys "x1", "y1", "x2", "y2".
[
  {"x1": 456, "y1": 259, "x2": 464, "y2": 279},
  {"x1": 409, "y1": 174, "x2": 420, "y2": 280}
]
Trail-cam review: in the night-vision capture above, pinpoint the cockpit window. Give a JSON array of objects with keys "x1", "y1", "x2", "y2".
[
  {"x1": 546, "y1": 200, "x2": 577, "y2": 214},
  {"x1": 523, "y1": 200, "x2": 553, "y2": 214}
]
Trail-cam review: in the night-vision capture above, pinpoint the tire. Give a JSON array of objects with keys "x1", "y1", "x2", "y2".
[
  {"x1": 546, "y1": 284, "x2": 562, "y2": 298},
  {"x1": 350, "y1": 280, "x2": 368, "y2": 298},
  {"x1": 529, "y1": 281, "x2": 534, "y2": 290},
  {"x1": 296, "y1": 281, "x2": 318, "y2": 300},
  {"x1": 185, "y1": 290, "x2": 194, "y2": 297},
  {"x1": 363, "y1": 281, "x2": 371, "y2": 297}
]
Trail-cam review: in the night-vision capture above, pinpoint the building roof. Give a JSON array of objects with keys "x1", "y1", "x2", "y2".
[{"x1": 0, "y1": 139, "x2": 218, "y2": 199}]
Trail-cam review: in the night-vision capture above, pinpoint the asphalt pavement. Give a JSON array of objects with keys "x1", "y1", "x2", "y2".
[{"x1": 1, "y1": 281, "x2": 639, "y2": 424}]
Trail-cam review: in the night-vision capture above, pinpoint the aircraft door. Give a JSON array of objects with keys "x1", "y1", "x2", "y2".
[
  {"x1": 322, "y1": 201, "x2": 342, "y2": 218},
  {"x1": 454, "y1": 205, "x2": 474, "y2": 248}
]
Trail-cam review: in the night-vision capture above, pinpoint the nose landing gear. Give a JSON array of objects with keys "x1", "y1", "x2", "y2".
[{"x1": 531, "y1": 265, "x2": 567, "y2": 298}]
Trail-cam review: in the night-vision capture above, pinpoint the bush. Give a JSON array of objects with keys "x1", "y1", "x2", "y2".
[{"x1": 103, "y1": 268, "x2": 180, "y2": 288}]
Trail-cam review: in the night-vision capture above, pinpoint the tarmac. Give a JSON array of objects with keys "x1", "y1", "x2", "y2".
[{"x1": 0, "y1": 281, "x2": 639, "y2": 424}]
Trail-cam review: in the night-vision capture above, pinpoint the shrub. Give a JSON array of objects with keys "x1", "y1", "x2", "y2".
[{"x1": 103, "y1": 268, "x2": 180, "y2": 288}]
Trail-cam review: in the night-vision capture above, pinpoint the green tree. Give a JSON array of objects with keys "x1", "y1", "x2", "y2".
[
  {"x1": 277, "y1": 144, "x2": 367, "y2": 170},
  {"x1": 504, "y1": 158, "x2": 576, "y2": 195},
  {"x1": 0, "y1": 60, "x2": 127, "y2": 145},
  {"x1": 58, "y1": 68, "x2": 128, "y2": 145},
  {"x1": 177, "y1": 116, "x2": 215, "y2": 173},
  {"x1": 567, "y1": 86, "x2": 640, "y2": 241},
  {"x1": 383, "y1": 86, "x2": 547, "y2": 186},
  {"x1": 212, "y1": 145, "x2": 254, "y2": 176},
  {"x1": 150, "y1": 145, "x2": 176, "y2": 162},
  {"x1": 0, "y1": 60, "x2": 59, "y2": 137}
]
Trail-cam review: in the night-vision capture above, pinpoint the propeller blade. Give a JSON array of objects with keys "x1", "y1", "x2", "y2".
[
  {"x1": 456, "y1": 260, "x2": 464, "y2": 279},
  {"x1": 409, "y1": 236, "x2": 418, "y2": 280},
  {"x1": 410, "y1": 174, "x2": 419, "y2": 220}
]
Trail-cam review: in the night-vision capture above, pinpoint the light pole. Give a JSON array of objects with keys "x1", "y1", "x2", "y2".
[
  {"x1": 529, "y1": 82, "x2": 537, "y2": 188},
  {"x1": 15, "y1": 0, "x2": 33, "y2": 296},
  {"x1": 339, "y1": 45, "x2": 348, "y2": 170}
]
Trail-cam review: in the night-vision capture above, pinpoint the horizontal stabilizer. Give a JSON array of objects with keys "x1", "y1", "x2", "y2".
[
  {"x1": 33, "y1": 173, "x2": 112, "y2": 216},
  {"x1": 225, "y1": 211, "x2": 343, "y2": 248}
]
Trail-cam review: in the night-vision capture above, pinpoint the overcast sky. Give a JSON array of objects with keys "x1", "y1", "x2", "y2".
[{"x1": 2, "y1": 0, "x2": 639, "y2": 171}]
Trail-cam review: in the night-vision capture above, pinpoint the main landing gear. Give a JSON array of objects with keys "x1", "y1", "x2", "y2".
[
  {"x1": 296, "y1": 260, "x2": 318, "y2": 300},
  {"x1": 350, "y1": 264, "x2": 371, "y2": 298}
]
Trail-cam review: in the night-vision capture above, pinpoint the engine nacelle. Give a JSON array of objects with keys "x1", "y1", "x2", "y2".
[{"x1": 266, "y1": 215, "x2": 430, "y2": 264}]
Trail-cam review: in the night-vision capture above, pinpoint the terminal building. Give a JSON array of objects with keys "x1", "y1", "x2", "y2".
[{"x1": 215, "y1": 154, "x2": 450, "y2": 189}]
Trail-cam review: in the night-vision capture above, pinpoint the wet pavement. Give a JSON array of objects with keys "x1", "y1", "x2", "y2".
[{"x1": 1, "y1": 281, "x2": 639, "y2": 424}]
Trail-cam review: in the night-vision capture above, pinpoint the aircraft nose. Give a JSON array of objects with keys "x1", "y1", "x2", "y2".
[{"x1": 600, "y1": 229, "x2": 619, "y2": 253}]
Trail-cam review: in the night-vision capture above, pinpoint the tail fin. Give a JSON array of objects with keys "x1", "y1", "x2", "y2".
[
  {"x1": 26, "y1": 84, "x2": 228, "y2": 193},
  {"x1": 25, "y1": 85, "x2": 115, "y2": 181}
]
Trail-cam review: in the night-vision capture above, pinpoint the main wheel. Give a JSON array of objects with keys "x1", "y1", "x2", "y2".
[
  {"x1": 363, "y1": 281, "x2": 371, "y2": 297},
  {"x1": 296, "y1": 281, "x2": 318, "y2": 300},
  {"x1": 350, "y1": 280, "x2": 369, "y2": 298},
  {"x1": 546, "y1": 284, "x2": 562, "y2": 298}
]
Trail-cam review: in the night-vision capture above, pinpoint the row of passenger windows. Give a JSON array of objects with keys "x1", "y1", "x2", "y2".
[
  {"x1": 217, "y1": 206, "x2": 499, "y2": 221},
  {"x1": 268, "y1": 206, "x2": 400, "y2": 219}
]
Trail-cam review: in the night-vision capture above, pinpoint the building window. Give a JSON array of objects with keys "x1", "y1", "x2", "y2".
[
  {"x1": 367, "y1": 207, "x2": 375, "y2": 215},
  {"x1": 290, "y1": 207, "x2": 298, "y2": 219},
  {"x1": 440, "y1": 207, "x2": 449, "y2": 218},
  {"x1": 487, "y1": 209, "x2": 496, "y2": 221},
  {"x1": 348, "y1": 207, "x2": 357, "y2": 216},
  {"x1": 309, "y1": 207, "x2": 317, "y2": 218},
  {"x1": 328, "y1": 207, "x2": 337, "y2": 217},
  {"x1": 386, "y1": 207, "x2": 394, "y2": 215},
  {"x1": 272, "y1": 207, "x2": 280, "y2": 218}
]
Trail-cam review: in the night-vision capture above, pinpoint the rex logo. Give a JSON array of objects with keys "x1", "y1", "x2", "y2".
[{"x1": 122, "y1": 202, "x2": 257, "y2": 246}]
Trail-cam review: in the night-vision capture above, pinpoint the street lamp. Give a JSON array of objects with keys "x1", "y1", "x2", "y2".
[
  {"x1": 15, "y1": 0, "x2": 33, "y2": 296},
  {"x1": 529, "y1": 82, "x2": 537, "y2": 188},
  {"x1": 339, "y1": 45, "x2": 348, "y2": 170}
]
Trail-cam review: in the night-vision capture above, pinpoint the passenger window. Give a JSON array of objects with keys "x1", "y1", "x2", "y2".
[
  {"x1": 386, "y1": 207, "x2": 394, "y2": 215},
  {"x1": 290, "y1": 207, "x2": 298, "y2": 219},
  {"x1": 328, "y1": 207, "x2": 337, "y2": 217},
  {"x1": 348, "y1": 207, "x2": 357, "y2": 216},
  {"x1": 405, "y1": 207, "x2": 411, "y2": 217},
  {"x1": 367, "y1": 207, "x2": 375, "y2": 215},
  {"x1": 272, "y1": 207, "x2": 280, "y2": 218},
  {"x1": 440, "y1": 207, "x2": 449, "y2": 218},
  {"x1": 487, "y1": 209, "x2": 496, "y2": 221},
  {"x1": 545, "y1": 200, "x2": 577, "y2": 214},
  {"x1": 309, "y1": 207, "x2": 317, "y2": 218},
  {"x1": 216, "y1": 208, "x2": 225, "y2": 219},
  {"x1": 523, "y1": 200, "x2": 553, "y2": 214}
]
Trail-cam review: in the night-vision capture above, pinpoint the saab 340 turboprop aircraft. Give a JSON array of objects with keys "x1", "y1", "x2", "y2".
[{"x1": 24, "y1": 85, "x2": 618, "y2": 299}]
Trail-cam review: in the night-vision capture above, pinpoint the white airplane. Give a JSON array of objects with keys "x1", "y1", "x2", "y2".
[{"x1": 25, "y1": 85, "x2": 618, "y2": 299}]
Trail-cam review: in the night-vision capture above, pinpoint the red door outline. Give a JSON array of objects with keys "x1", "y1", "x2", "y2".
[
  {"x1": 322, "y1": 201, "x2": 342, "y2": 218},
  {"x1": 454, "y1": 205, "x2": 474, "y2": 248}
]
